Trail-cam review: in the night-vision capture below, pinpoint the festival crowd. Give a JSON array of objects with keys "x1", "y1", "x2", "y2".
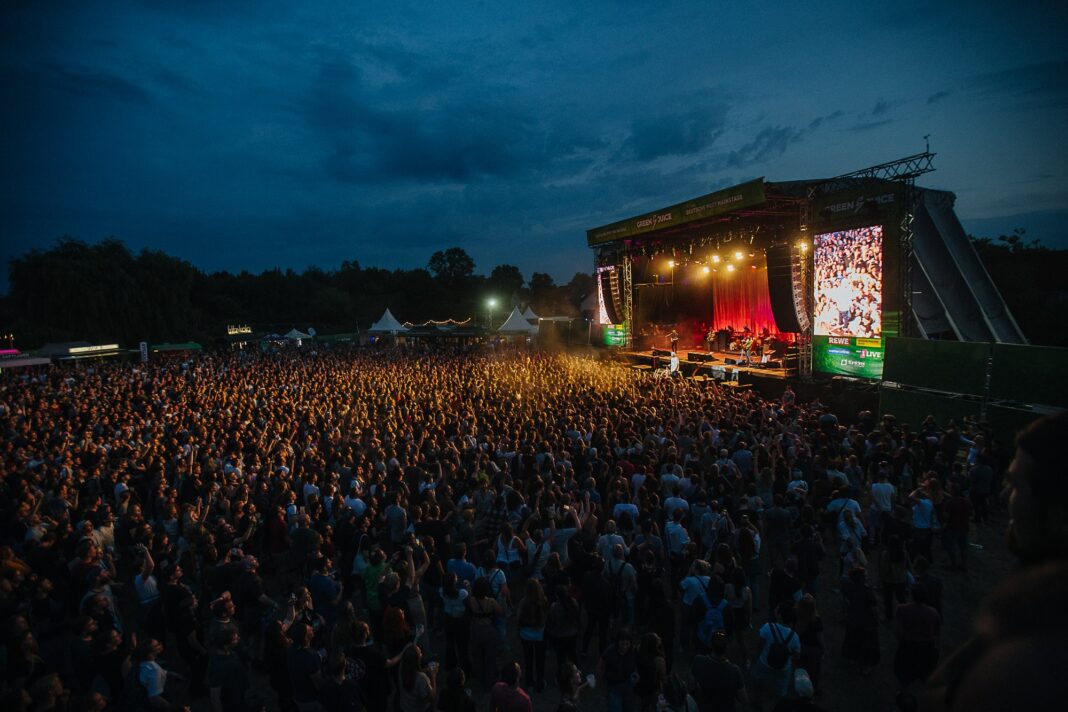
[
  {"x1": 814, "y1": 228, "x2": 883, "y2": 338},
  {"x1": 0, "y1": 347, "x2": 1063, "y2": 712}
]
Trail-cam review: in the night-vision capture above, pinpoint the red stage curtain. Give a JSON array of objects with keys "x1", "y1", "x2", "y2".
[{"x1": 712, "y1": 264, "x2": 778, "y2": 334}]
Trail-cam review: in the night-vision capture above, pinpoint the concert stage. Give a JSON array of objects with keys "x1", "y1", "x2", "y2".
[{"x1": 621, "y1": 348, "x2": 792, "y2": 380}]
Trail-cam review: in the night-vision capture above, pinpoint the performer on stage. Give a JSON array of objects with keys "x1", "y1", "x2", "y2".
[
  {"x1": 668, "y1": 328, "x2": 679, "y2": 354},
  {"x1": 705, "y1": 326, "x2": 715, "y2": 354},
  {"x1": 741, "y1": 335, "x2": 755, "y2": 366}
]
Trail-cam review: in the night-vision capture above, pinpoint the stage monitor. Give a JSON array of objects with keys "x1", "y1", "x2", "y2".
[{"x1": 813, "y1": 225, "x2": 883, "y2": 339}]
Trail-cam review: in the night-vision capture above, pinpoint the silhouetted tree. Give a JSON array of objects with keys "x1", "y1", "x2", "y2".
[{"x1": 427, "y1": 247, "x2": 475, "y2": 282}]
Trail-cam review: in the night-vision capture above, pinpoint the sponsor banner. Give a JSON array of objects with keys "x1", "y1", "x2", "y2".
[
  {"x1": 586, "y1": 179, "x2": 766, "y2": 245},
  {"x1": 813, "y1": 335, "x2": 884, "y2": 379},
  {"x1": 139, "y1": 342, "x2": 149, "y2": 363},
  {"x1": 604, "y1": 325, "x2": 628, "y2": 347}
]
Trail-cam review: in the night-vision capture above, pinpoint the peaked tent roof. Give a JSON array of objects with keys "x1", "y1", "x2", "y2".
[
  {"x1": 284, "y1": 329, "x2": 312, "y2": 340},
  {"x1": 522, "y1": 306, "x2": 539, "y2": 321},
  {"x1": 498, "y1": 307, "x2": 539, "y2": 334},
  {"x1": 368, "y1": 308, "x2": 409, "y2": 333}
]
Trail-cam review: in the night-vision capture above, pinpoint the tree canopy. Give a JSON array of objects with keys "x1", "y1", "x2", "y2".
[{"x1": 1, "y1": 240, "x2": 594, "y2": 348}]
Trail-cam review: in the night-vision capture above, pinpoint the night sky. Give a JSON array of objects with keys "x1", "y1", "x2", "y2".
[{"x1": 2, "y1": 1, "x2": 1066, "y2": 292}]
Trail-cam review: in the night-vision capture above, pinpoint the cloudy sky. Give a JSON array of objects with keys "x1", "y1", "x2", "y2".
[{"x1": 2, "y1": 0, "x2": 1066, "y2": 290}]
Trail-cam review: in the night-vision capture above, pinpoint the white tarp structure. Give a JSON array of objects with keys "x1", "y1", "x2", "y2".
[
  {"x1": 498, "y1": 307, "x2": 539, "y2": 334},
  {"x1": 284, "y1": 328, "x2": 312, "y2": 340},
  {"x1": 368, "y1": 308, "x2": 409, "y2": 333},
  {"x1": 522, "y1": 306, "x2": 539, "y2": 322}
]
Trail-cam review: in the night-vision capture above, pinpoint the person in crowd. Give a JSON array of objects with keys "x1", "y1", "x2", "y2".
[
  {"x1": 689, "y1": 631, "x2": 746, "y2": 712},
  {"x1": 841, "y1": 566, "x2": 880, "y2": 675},
  {"x1": 490, "y1": 661, "x2": 532, "y2": 712}
]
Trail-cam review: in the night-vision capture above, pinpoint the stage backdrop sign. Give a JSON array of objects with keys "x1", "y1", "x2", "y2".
[
  {"x1": 813, "y1": 335, "x2": 884, "y2": 379},
  {"x1": 586, "y1": 179, "x2": 766, "y2": 245},
  {"x1": 604, "y1": 325, "x2": 628, "y2": 347}
]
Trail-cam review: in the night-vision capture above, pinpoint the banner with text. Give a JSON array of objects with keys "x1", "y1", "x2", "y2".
[
  {"x1": 587, "y1": 179, "x2": 766, "y2": 245},
  {"x1": 813, "y1": 334, "x2": 884, "y2": 379}
]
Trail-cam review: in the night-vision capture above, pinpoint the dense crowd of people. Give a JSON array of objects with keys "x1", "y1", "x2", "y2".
[
  {"x1": 814, "y1": 227, "x2": 883, "y2": 338},
  {"x1": 0, "y1": 346, "x2": 1058, "y2": 712}
]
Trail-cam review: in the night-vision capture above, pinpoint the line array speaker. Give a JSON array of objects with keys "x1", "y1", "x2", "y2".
[{"x1": 766, "y1": 245, "x2": 803, "y2": 333}]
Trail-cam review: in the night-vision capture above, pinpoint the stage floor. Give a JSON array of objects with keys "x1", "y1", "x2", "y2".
[{"x1": 622, "y1": 349, "x2": 792, "y2": 380}]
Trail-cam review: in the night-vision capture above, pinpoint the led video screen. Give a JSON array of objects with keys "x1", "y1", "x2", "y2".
[{"x1": 814, "y1": 225, "x2": 883, "y2": 338}]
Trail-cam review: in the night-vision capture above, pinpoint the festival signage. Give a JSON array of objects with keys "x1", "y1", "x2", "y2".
[
  {"x1": 604, "y1": 325, "x2": 628, "y2": 346},
  {"x1": 813, "y1": 335, "x2": 884, "y2": 379},
  {"x1": 586, "y1": 179, "x2": 766, "y2": 245},
  {"x1": 227, "y1": 324, "x2": 252, "y2": 335},
  {"x1": 69, "y1": 344, "x2": 120, "y2": 354}
]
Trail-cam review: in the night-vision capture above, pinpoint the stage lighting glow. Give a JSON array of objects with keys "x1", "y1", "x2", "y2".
[
  {"x1": 711, "y1": 254, "x2": 721, "y2": 263},
  {"x1": 726, "y1": 264, "x2": 736, "y2": 272},
  {"x1": 734, "y1": 250, "x2": 744, "y2": 260},
  {"x1": 798, "y1": 241, "x2": 809, "y2": 251},
  {"x1": 702, "y1": 265, "x2": 711, "y2": 274},
  {"x1": 667, "y1": 259, "x2": 675, "y2": 268},
  {"x1": 487, "y1": 298, "x2": 498, "y2": 308}
]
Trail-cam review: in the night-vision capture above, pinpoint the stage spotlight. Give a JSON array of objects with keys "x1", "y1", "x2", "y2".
[
  {"x1": 726, "y1": 264, "x2": 736, "y2": 272},
  {"x1": 667, "y1": 259, "x2": 675, "y2": 268},
  {"x1": 734, "y1": 250, "x2": 744, "y2": 260},
  {"x1": 711, "y1": 254, "x2": 721, "y2": 264},
  {"x1": 702, "y1": 265, "x2": 711, "y2": 274},
  {"x1": 798, "y1": 241, "x2": 809, "y2": 251}
]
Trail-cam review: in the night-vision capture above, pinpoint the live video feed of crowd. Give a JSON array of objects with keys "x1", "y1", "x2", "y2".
[
  {"x1": 814, "y1": 226, "x2": 883, "y2": 338},
  {"x1": 0, "y1": 348, "x2": 1012, "y2": 712}
]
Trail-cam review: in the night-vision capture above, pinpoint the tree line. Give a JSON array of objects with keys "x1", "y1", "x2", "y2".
[
  {"x1": 1, "y1": 231, "x2": 1061, "y2": 350},
  {"x1": 0, "y1": 239, "x2": 594, "y2": 349}
]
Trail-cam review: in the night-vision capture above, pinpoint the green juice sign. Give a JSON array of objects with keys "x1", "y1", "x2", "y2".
[{"x1": 813, "y1": 335, "x2": 885, "y2": 379}]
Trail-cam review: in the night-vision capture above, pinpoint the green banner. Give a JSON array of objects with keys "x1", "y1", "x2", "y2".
[
  {"x1": 813, "y1": 335, "x2": 885, "y2": 379},
  {"x1": 586, "y1": 179, "x2": 766, "y2": 246},
  {"x1": 604, "y1": 325, "x2": 628, "y2": 346}
]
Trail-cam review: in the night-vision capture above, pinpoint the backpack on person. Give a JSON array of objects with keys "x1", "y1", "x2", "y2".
[
  {"x1": 765, "y1": 624, "x2": 796, "y2": 670},
  {"x1": 695, "y1": 593, "x2": 729, "y2": 647}
]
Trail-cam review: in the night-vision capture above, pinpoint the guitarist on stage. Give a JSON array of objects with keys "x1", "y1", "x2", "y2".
[
  {"x1": 705, "y1": 326, "x2": 715, "y2": 354},
  {"x1": 741, "y1": 334, "x2": 755, "y2": 365}
]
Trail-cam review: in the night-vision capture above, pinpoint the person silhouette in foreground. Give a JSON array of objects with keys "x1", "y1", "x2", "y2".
[{"x1": 924, "y1": 411, "x2": 1068, "y2": 711}]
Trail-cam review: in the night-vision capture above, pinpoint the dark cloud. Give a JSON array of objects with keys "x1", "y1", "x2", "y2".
[
  {"x1": 927, "y1": 90, "x2": 951, "y2": 104},
  {"x1": 624, "y1": 105, "x2": 728, "y2": 161},
  {"x1": 871, "y1": 99, "x2": 891, "y2": 116},
  {"x1": 966, "y1": 60, "x2": 1068, "y2": 108},
  {"x1": 808, "y1": 110, "x2": 845, "y2": 130},
  {"x1": 305, "y1": 51, "x2": 541, "y2": 184},
  {"x1": 726, "y1": 126, "x2": 805, "y2": 168},
  {"x1": 848, "y1": 119, "x2": 892, "y2": 132}
]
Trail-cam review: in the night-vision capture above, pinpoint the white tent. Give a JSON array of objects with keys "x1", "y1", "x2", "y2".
[
  {"x1": 522, "y1": 305, "x2": 539, "y2": 322},
  {"x1": 498, "y1": 307, "x2": 539, "y2": 334},
  {"x1": 284, "y1": 328, "x2": 312, "y2": 340},
  {"x1": 368, "y1": 308, "x2": 409, "y2": 333}
]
